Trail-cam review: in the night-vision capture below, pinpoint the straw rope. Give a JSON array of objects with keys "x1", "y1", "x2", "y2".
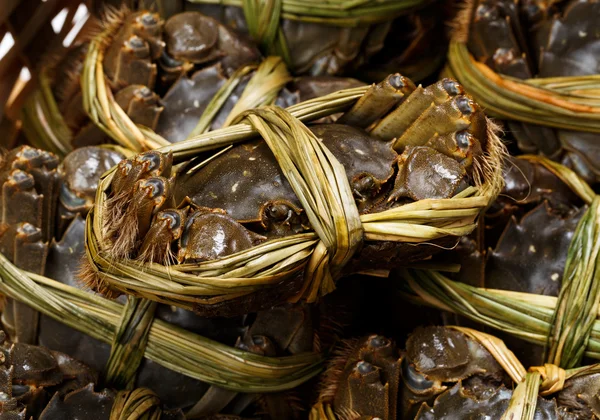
[
  {"x1": 309, "y1": 327, "x2": 598, "y2": 420},
  {"x1": 103, "y1": 297, "x2": 158, "y2": 390},
  {"x1": 184, "y1": 0, "x2": 428, "y2": 25},
  {"x1": 0, "y1": 251, "x2": 323, "y2": 393},
  {"x1": 111, "y1": 388, "x2": 164, "y2": 420},
  {"x1": 238, "y1": 106, "x2": 363, "y2": 300},
  {"x1": 447, "y1": 40, "x2": 600, "y2": 133},
  {"x1": 81, "y1": 13, "x2": 292, "y2": 153},
  {"x1": 86, "y1": 80, "x2": 503, "y2": 309},
  {"x1": 401, "y1": 157, "x2": 600, "y2": 369}
]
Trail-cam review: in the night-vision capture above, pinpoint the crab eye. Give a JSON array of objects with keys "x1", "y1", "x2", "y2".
[
  {"x1": 17, "y1": 146, "x2": 41, "y2": 160},
  {"x1": 138, "y1": 86, "x2": 153, "y2": 98},
  {"x1": 356, "y1": 361, "x2": 375, "y2": 375},
  {"x1": 159, "y1": 210, "x2": 181, "y2": 230},
  {"x1": 128, "y1": 35, "x2": 145, "y2": 50},
  {"x1": 139, "y1": 177, "x2": 166, "y2": 199},
  {"x1": 455, "y1": 96, "x2": 475, "y2": 116},
  {"x1": 268, "y1": 204, "x2": 291, "y2": 221},
  {"x1": 369, "y1": 335, "x2": 389, "y2": 348},
  {"x1": 353, "y1": 175, "x2": 376, "y2": 194},
  {"x1": 442, "y1": 79, "x2": 462, "y2": 96}
]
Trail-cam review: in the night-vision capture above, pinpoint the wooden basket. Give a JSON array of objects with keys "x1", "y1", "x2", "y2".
[{"x1": 0, "y1": 0, "x2": 105, "y2": 146}]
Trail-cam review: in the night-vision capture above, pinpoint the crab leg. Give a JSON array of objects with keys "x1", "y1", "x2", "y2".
[
  {"x1": 393, "y1": 95, "x2": 479, "y2": 150},
  {"x1": 370, "y1": 79, "x2": 464, "y2": 141},
  {"x1": 137, "y1": 208, "x2": 186, "y2": 264},
  {"x1": 115, "y1": 85, "x2": 163, "y2": 131},
  {"x1": 338, "y1": 74, "x2": 415, "y2": 128}
]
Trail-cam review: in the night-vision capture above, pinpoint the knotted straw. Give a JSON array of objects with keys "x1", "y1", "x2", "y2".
[
  {"x1": 447, "y1": 1, "x2": 600, "y2": 133},
  {"x1": 310, "y1": 327, "x2": 597, "y2": 420},
  {"x1": 0, "y1": 251, "x2": 323, "y2": 393},
  {"x1": 401, "y1": 156, "x2": 600, "y2": 368},
  {"x1": 80, "y1": 8, "x2": 291, "y2": 152},
  {"x1": 85, "y1": 78, "x2": 504, "y2": 310},
  {"x1": 110, "y1": 388, "x2": 165, "y2": 420}
]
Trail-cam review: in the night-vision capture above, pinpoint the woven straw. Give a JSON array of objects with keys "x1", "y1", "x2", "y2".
[
  {"x1": 84, "y1": 80, "x2": 506, "y2": 313},
  {"x1": 446, "y1": 1, "x2": 600, "y2": 134},
  {"x1": 400, "y1": 156, "x2": 600, "y2": 368},
  {"x1": 309, "y1": 326, "x2": 600, "y2": 420}
]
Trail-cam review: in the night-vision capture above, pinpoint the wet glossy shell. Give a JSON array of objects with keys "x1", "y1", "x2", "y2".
[
  {"x1": 177, "y1": 139, "x2": 300, "y2": 223},
  {"x1": 178, "y1": 124, "x2": 398, "y2": 222},
  {"x1": 310, "y1": 124, "x2": 397, "y2": 186}
]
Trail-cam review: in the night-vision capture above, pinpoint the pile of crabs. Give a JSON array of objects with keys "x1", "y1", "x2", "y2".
[{"x1": 1, "y1": 0, "x2": 600, "y2": 418}]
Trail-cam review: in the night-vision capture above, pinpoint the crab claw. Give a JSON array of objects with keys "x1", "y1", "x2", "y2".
[
  {"x1": 368, "y1": 78, "x2": 463, "y2": 142},
  {"x1": 424, "y1": 130, "x2": 484, "y2": 172},
  {"x1": 392, "y1": 95, "x2": 480, "y2": 151},
  {"x1": 338, "y1": 73, "x2": 416, "y2": 128},
  {"x1": 137, "y1": 208, "x2": 186, "y2": 264},
  {"x1": 108, "y1": 150, "x2": 172, "y2": 211},
  {"x1": 108, "y1": 35, "x2": 157, "y2": 89},
  {"x1": 319, "y1": 334, "x2": 401, "y2": 419},
  {"x1": 389, "y1": 147, "x2": 467, "y2": 202},
  {"x1": 103, "y1": 11, "x2": 164, "y2": 89},
  {"x1": 115, "y1": 85, "x2": 164, "y2": 131},
  {"x1": 177, "y1": 210, "x2": 265, "y2": 263},
  {"x1": 109, "y1": 176, "x2": 173, "y2": 260}
]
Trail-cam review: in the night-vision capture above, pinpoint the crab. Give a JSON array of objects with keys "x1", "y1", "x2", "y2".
[
  {"x1": 0, "y1": 146, "x2": 326, "y2": 415},
  {"x1": 103, "y1": 11, "x2": 165, "y2": 90},
  {"x1": 436, "y1": 157, "x2": 586, "y2": 366},
  {"x1": 0, "y1": 328, "x2": 185, "y2": 419},
  {"x1": 180, "y1": 3, "x2": 393, "y2": 76},
  {"x1": 57, "y1": 146, "x2": 125, "y2": 232},
  {"x1": 93, "y1": 74, "x2": 491, "y2": 317},
  {"x1": 156, "y1": 65, "x2": 363, "y2": 142},
  {"x1": 466, "y1": 0, "x2": 600, "y2": 182},
  {"x1": 314, "y1": 327, "x2": 520, "y2": 419}
]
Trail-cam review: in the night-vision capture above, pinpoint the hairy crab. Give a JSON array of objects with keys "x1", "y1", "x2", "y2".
[
  {"x1": 173, "y1": 3, "x2": 393, "y2": 76},
  {"x1": 91, "y1": 73, "x2": 493, "y2": 317},
  {"x1": 0, "y1": 146, "x2": 331, "y2": 417},
  {"x1": 464, "y1": 0, "x2": 600, "y2": 183},
  {"x1": 32, "y1": 8, "x2": 370, "y2": 150},
  {"x1": 0, "y1": 328, "x2": 184, "y2": 419},
  {"x1": 435, "y1": 156, "x2": 586, "y2": 366},
  {"x1": 313, "y1": 326, "x2": 600, "y2": 419}
]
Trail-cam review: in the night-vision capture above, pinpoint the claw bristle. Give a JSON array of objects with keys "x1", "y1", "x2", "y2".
[
  {"x1": 337, "y1": 407, "x2": 362, "y2": 420},
  {"x1": 107, "y1": 198, "x2": 140, "y2": 260},
  {"x1": 475, "y1": 118, "x2": 507, "y2": 199},
  {"x1": 136, "y1": 239, "x2": 176, "y2": 267},
  {"x1": 77, "y1": 254, "x2": 120, "y2": 299},
  {"x1": 102, "y1": 189, "x2": 131, "y2": 238},
  {"x1": 450, "y1": 0, "x2": 476, "y2": 43},
  {"x1": 317, "y1": 338, "x2": 359, "y2": 403},
  {"x1": 97, "y1": 4, "x2": 131, "y2": 50}
]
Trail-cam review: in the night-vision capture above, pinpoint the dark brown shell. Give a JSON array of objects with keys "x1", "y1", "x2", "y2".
[
  {"x1": 176, "y1": 139, "x2": 301, "y2": 224},
  {"x1": 177, "y1": 124, "x2": 400, "y2": 225}
]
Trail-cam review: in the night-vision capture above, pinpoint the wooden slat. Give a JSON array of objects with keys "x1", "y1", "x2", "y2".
[{"x1": 0, "y1": 58, "x2": 23, "y2": 123}]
